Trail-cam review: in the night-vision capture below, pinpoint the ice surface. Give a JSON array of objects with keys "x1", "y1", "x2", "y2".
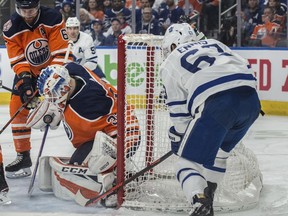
[{"x1": 1, "y1": 105, "x2": 288, "y2": 216}]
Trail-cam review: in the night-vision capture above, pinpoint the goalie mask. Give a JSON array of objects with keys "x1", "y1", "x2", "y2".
[
  {"x1": 37, "y1": 65, "x2": 71, "y2": 112},
  {"x1": 162, "y1": 23, "x2": 206, "y2": 58}
]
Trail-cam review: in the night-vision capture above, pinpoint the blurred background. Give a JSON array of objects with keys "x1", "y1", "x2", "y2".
[{"x1": 1, "y1": 0, "x2": 288, "y2": 48}]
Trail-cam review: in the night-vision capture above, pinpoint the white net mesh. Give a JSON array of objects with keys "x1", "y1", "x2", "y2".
[{"x1": 118, "y1": 34, "x2": 263, "y2": 212}]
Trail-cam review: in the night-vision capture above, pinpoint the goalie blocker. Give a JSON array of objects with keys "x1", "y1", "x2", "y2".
[{"x1": 38, "y1": 131, "x2": 117, "y2": 206}]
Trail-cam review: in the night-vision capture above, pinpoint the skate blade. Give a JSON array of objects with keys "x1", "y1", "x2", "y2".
[
  {"x1": 0, "y1": 192, "x2": 12, "y2": 205},
  {"x1": 6, "y1": 167, "x2": 32, "y2": 179}
]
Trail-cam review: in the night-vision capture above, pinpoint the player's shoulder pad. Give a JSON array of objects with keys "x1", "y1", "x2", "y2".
[
  {"x1": 65, "y1": 62, "x2": 88, "y2": 77},
  {"x1": 2, "y1": 12, "x2": 25, "y2": 37},
  {"x1": 39, "y1": 6, "x2": 63, "y2": 27}
]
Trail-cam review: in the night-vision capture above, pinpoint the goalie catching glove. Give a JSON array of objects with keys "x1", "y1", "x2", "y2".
[{"x1": 26, "y1": 99, "x2": 62, "y2": 130}]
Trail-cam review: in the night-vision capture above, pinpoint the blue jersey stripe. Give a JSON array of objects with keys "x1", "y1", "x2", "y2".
[
  {"x1": 170, "y1": 112, "x2": 190, "y2": 118},
  {"x1": 188, "y1": 73, "x2": 256, "y2": 113},
  {"x1": 167, "y1": 100, "x2": 187, "y2": 106}
]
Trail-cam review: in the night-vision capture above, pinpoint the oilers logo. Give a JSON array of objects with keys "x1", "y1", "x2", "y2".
[
  {"x1": 107, "y1": 114, "x2": 117, "y2": 126},
  {"x1": 63, "y1": 121, "x2": 73, "y2": 141},
  {"x1": 25, "y1": 39, "x2": 50, "y2": 66}
]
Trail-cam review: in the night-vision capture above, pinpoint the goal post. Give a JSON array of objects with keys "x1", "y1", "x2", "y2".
[{"x1": 116, "y1": 34, "x2": 263, "y2": 212}]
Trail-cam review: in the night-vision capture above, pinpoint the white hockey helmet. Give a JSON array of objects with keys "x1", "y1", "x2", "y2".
[
  {"x1": 162, "y1": 23, "x2": 206, "y2": 58},
  {"x1": 37, "y1": 65, "x2": 71, "y2": 112},
  {"x1": 66, "y1": 17, "x2": 80, "y2": 28}
]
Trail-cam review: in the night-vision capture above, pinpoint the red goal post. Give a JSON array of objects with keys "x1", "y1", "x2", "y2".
[{"x1": 117, "y1": 34, "x2": 263, "y2": 212}]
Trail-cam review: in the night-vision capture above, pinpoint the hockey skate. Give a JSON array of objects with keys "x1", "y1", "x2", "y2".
[
  {"x1": 189, "y1": 182, "x2": 217, "y2": 216},
  {"x1": 5, "y1": 151, "x2": 32, "y2": 178},
  {"x1": 0, "y1": 164, "x2": 11, "y2": 205}
]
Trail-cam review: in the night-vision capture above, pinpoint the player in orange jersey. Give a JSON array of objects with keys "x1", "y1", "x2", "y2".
[
  {"x1": 2, "y1": 0, "x2": 73, "y2": 178},
  {"x1": 27, "y1": 63, "x2": 141, "y2": 206}
]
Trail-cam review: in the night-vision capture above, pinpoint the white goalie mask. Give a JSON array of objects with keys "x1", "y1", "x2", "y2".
[
  {"x1": 37, "y1": 65, "x2": 71, "y2": 112},
  {"x1": 162, "y1": 23, "x2": 206, "y2": 58}
]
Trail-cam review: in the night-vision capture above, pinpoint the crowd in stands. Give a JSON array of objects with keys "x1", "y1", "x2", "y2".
[
  {"x1": 222, "y1": 0, "x2": 288, "y2": 47},
  {"x1": 54, "y1": 0, "x2": 288, "y2": 47}
]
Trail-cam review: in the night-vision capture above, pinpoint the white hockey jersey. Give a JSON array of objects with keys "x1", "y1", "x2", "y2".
[
  {"x1": 72, "y1": 31, "x2": 98, "y2": 71},
  {"x1": 160, "y1": 39, "x2": 257, "y2": 133}
]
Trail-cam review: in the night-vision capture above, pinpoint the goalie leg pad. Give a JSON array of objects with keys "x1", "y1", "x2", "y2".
[
  {"x1": 39, "y1": 156, "x2": 53, "y2": 192},
  {"x1": 88, "y1": 131, "x2": 117, "y2": 174},
  {"x1": 98, "y1": 172, "x2": 117, "y2": 208},
  {"x1": 49, "y1": 157, "x2": 102, "y2": 202}
]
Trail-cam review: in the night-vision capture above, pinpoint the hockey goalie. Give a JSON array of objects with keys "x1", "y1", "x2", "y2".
[{"x1": 26, "y1": 63, "x2": 141, "y2": 206}]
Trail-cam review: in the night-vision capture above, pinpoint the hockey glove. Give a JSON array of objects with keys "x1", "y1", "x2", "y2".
[
  {"x1": 168, "y1": 126, "x2": 184, "y2": 154},
  {"x1": 16, "y1": 72, "x2": 40, "y2": 109},
  {"x1": 26, "y1": 99, "x2": 62, "y2": 130}
]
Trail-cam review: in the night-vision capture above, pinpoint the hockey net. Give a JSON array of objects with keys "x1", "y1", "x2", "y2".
[{"x1": 116, "y1": 34, "x2": 263, "y2": 212}]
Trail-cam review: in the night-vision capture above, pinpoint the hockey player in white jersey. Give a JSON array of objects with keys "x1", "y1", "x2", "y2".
[
  {"x1": 160, "y1": 23, "x2": 261, "y2": 216},
  {"x1": 66, "y1": 17, "x2": 106, "y2": 79}
]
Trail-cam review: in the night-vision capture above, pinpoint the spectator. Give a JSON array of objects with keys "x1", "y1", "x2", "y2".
[
  {"x1": 177, "y1": 0, "x2": 203, "y2": 17},
  {"x1": 200, "y1": 0, "x2": 220, "y2": 32},
  {"x1": 104, "y1": 12, "x2": 132, "y2": 36},
  {"x1": 61, "y1": 0, "x2": 76, "y2": 21},
  {"x1": 79, "y1": 8, "x2": 95, "y2": 34},
  {"x1": 104, "y1": 0, "x2": 132, "y2": 31},
  {"x1": 158, "y1": 0, "x2": 185, "y2": 34},
  {"x1": 136, "y1": 0, "x2": 159, "y2": 24},
  {"x1": 103, "y1": 0, "x2": 112, "y2": 12},
  {"x1": 84, "y1": 0, "x2": 105, "y2": 21},
  {"x1": 250, "y1": 6, "x2": 281, "y2": 47},
  {"x1": 136, "y1": 6, "x2": 161, "y2": 35},
  {"x1": 104, "y1": 18, "x2": 123, "y2": 46},
  {"x1": 265, "y1": 0, "x2": 287, "y2": 31},
  {"x1": 91, "y1": 19, "x2": 107, "y2": 46},
  {"x1": 55, "y1": 0, "x2": 75, "y2": 12},
  {"x1": 219, "y1": 15, "x2": 237, "y2": 46},
  {"x1": 241, "y1": 0, "x2": 263, "y2": 46}
]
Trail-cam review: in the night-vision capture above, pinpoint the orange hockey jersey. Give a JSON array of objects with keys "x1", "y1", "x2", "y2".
[
  {"x1": 2, "y1": 6, "x2": 72, "y2": 77},
  {"x1": 250, "y1": 21, "x2": 281, "y2": 47}
]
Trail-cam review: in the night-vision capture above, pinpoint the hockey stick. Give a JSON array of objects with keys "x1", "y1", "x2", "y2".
[
  {"x1": 75, "y1": 150, "x2": 174, "y2": 207},
  {"x1": 0, "y1": 90, "x2": 39, "y2": 135},
  {"x1": 28, "y1": 115, "x2": 53, "y2": 196},
  {"x1": 0, "y1": 80, "x2": 12, "y2": 92}
]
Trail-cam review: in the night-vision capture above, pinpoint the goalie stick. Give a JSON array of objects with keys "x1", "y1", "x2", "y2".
[
  {"x1": 75, "y1": 150, "x2": 173, "y2": 207},
  {"x1": 28, "y1": 115, "x2": 52, "y2": 196}
]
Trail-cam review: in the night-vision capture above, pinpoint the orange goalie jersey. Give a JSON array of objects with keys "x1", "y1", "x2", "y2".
[
  {"x1": 2, "y1": 6, "x2": 72, "y2": 77},
  {"x1": 63, "y1": 63, "x2": 141, "y2": 156}
]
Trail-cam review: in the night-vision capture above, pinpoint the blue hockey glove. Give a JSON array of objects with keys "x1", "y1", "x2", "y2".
[{"x1": 168, "y1": 126, "x2": 184, "y2": 154}]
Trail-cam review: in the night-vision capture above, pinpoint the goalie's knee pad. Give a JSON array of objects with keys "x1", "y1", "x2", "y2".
[
  {"x1": 88, "y1": 131, "x2": 117, "y2": 174},
  {"x1": 49, "y1": 157, "x2": 102, "y2": 201}
]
